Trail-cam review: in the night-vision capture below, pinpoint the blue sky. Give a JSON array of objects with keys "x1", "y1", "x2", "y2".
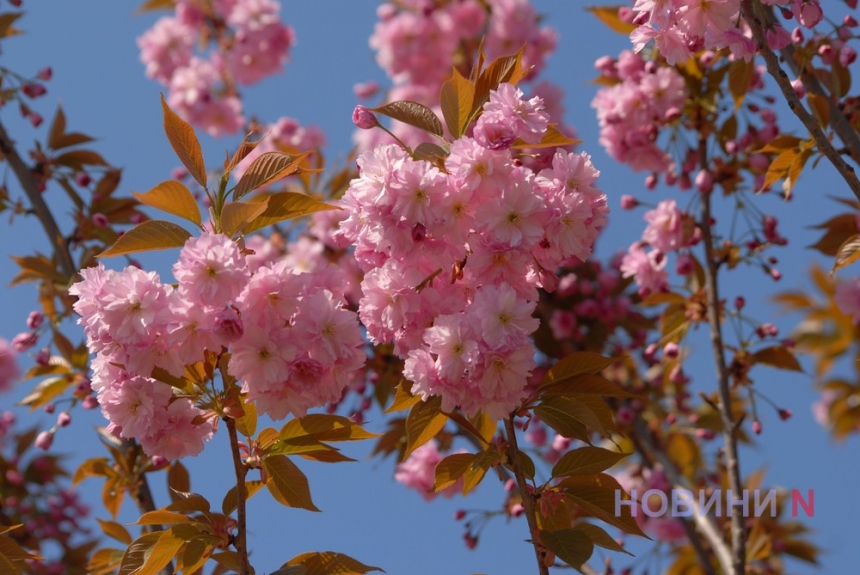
[{"x1": 0, "y1": 1, "x2": 858, "y2": 573}]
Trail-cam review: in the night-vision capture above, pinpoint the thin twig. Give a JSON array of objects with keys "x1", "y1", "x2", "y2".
[
  {"x1": 631, "y1": 420, "x2": 724, "y2": 575},
  {"x1": 504, "y1": 416, "x2": 550, "y2": 575},
  {"x1": 226, "y1": 416, "x2": 251, "y2": 575},
  {"x1": 740, "y1": 0, "x2": 860, "y2": 201},
  {"x1": 0, "y1": 120, "x2": 76, "y2": 277},
  {"x1": 757, "y1": 4, "x2": 860, "y2": 167},
  {"x1": 698, "y1": 137, "x2": 746, "y2": 574}
]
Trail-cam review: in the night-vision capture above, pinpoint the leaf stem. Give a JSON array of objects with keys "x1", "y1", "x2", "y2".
[{"x1": 504, "y1": 416, "x2": 549, "y2": 575}]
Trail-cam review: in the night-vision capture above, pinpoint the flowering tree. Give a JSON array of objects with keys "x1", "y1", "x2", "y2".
[{"x1": 0, "y1": 0, "x2": 858, "y2": 574}]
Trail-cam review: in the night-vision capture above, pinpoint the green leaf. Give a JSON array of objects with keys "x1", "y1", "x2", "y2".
[
  {"x1": 434, "y1": 453, "x2": 476, "y2": 492},
  {"x1": 284, "y1": 551, "x2": 384, "y2": 575},
  {"x1": 221, "y1": 480, "x2": 264, "y2": 517},
  {"x1": 233, "y1": 150, "x2": 313, "y2": 200},
  {"x1": 552, "y1": 447, "x2": 628, "y2": 478},
  {"x1": 242, "y1": 192, "x2": 339, "y2": 235},
  {"x1": 752, "y1": 346, "x2": 804, "y2": 372},
  {"x1": 440, "y1": 68, "x2": 475, "y2": 138},
  {"x1": 586, "y1": 6, "x2": 638, "y2": 34},
  {"x1": 96, "y1": 220, "x2": 191, "y2": 258},
  {"x1": 371, "y1": 101, "x2": 443, "y2": 138},
  {"x1": 161, "y1": 94, "x2": 206, "y2": 188},
  {"x1": 133, "y1": 180, "x2": 201, "y2": 227},
  {"x1": 221, "y1": 198, "x2": 270, "y2": 237},
  {"x1": 263, "y1": 455, "x2": 320, "y2": 512},
  {"x1": 539, "y1": 529, "x2": 595, "y2": 569},
  {"x1": 542, "y1": 352, "x2": 617, "y2": 387},
  {"x1": 404, "y1": 396, "x2": 447, "y2": 458}
]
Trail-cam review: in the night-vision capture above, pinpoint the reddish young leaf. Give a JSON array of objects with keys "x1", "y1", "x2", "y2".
[{"x1": 161, "y1": 94, "x2": 207, "y2": 188}]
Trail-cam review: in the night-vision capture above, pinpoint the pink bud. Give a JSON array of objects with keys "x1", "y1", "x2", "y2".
[
  {"x1": 537, "y1": 268, "x2": 559, "y2": 293},
  {"x1": 35, "y1": 347, "x2": 50, "y2": 366},
  {"x1": 22, "y1": 83, "x2": 46, "y2": 98},
  {"x1": 28, "y1": 112, "x2": 43, "y2": 128},
  {"x1": 509, "y1": 503, "x2": 525, "y2": 517},
  {"x1": 26, "y1": 311, "x2": 43, "y2": 330},
  {"x1": 151, "y1": 455, "x2": 169, "y2": 469},
  {"x1": 463, "y1": 533, "x2": 478, "y2": 550},
  {"x1": 735, "y1": 296, "x2": 745, "y2": 310},
  {"x1": 675, "y1": 254, "x2": 694, "y2": 275},
  {"x1": 454, "y1": 509, "x2": 467, "y2": 521},
  {"x1": 620, "y1": 195, "x2": 639, "y2": 210},
  {"x1": 37, "y1": 67, "x2": 52, "y2": 81},
  {"x1": 845, "y1": 15, "x2": 858, "y2": 27},
  {"x1": 664, "y1": 342, "x2": 680, "y2": 358},
  {"x1": 352, "y1": 105, "x2": 379, "y2": 130},
  {"x1": 778, "y1": 408, "x2": 793, "y2": 421},
  {"x1": 92, "y1": 213, "x2": 109, "y2": 228},
  {"x1": 695, "y1": 169, "x2": 714, "y2": 194},
  {"x1": 44, "y1": 403, "x2": 55, "y2": 414},
  {"x1": 35, "y1": 430, "x2": 53, "y2": 450},
  {"x1": 82, "y1": 396, "x2": 99, "y2": 410},
  {"x1": 645, "y1": 174, "x2": 657, "y2": 190},
  {"x1": 57, "y1": 412, "x2": 71, "y2": 427},
  {"x1": 505, "y1": 479, "x2": 516, "y2": 492},
  {"x1": 616, "y1": 407, "x2": 635, "y2": 425},
  {"x1": 752, "y1": 420, "x2": 762, "y2": 435},
  {"x1": 796, "y1": 0, "x2": 823, "y2": 28},
  {"x1": 74, "y1": 172, "x2": 91, "y2": 187},
  {"x1": 791, "y1": 27, "x2": 804, "y2": 44},
  {"x1": 12, "y1": 332, "x2": 37, "y2": 351}
]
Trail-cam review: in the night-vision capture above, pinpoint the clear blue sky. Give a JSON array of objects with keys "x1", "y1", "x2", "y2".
[{"x1": 0, "y1": 2, "x2": 857, "y2": 574}]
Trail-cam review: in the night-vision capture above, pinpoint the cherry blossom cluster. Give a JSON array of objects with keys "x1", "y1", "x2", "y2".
[
  {"x1": 340, "y1": 83, "x2": 608, "y2": 420},
  {"x1": 138, "y1": 0, "x2": 294, "y2": 136},
  {"x1": 620, "y1": 199, "x2": 700, "y2": 297},
  {"x1": 357, "y1": 0, "x2": 574, "y2": 156},
  {"x1": 628, "y1": 0, "x2": 827, "y2": 66},
  {"x1": 592, "y1": 50, "x2": 687, "y2": 175},
  {"x1": 70, "y1": 232, "x2": 365, "y2": 460}
]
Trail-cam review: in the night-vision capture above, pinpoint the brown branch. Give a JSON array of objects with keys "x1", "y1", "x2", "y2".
[
  {"x1": 0, "y1": 120, "x2": 76, "y2": 278},
  {"x1": 504, "y1": 416, "x2": 549, "y2": 575},
  {"x1": 631, "y1": 421, "x2": 725, "y2": 575},
  {"x1": 226, "y1": 417, "x2": 251, "y2": 575},
  {"x1": 758, "y1": 4, "x2": 860, "y2": 167},
  {"x1": 699, "y1": 170, "x2": 746, "y2": 574},
  {"x1": 740, "y1": 0, "x2": 860, "y2": 201}
]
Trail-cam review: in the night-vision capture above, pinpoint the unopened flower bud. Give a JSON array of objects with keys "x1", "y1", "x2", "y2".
[
  {"x1": 352, "y1": 105, "x2": 379, "y2": 130},
  {"x1": 26, "y1": 311, "x2": 43, "y2": 330},
  {"x1": 454, "y1": 509, "x2": 467, "y2": 521},
  {"x1": 778, "y1": 408, "x2": 793, "y2": 421},
  {"x1": 82, "y1": 396, "x2": 99, "y2": 410},
  {"x1": 752, "y1": 420, "x2": 762, "y2": 435},
  {"x1": 620, "y1": 195, "x2": 638, "y2": 210},
  {"x1": 509, "y1": 503, "x2": 525, "y2": 517},
  {"x1": 35, "y1": 430, "x2": 53, "y2": 450},
  {"x1": 695, "y1": 169, "x2": 714, "y2": 194},
  {"x1": 37, "y1": 67, "x2": 52, "y2": 81},
  {"x1": 92, "y1": 213, "x2": 109, "y2": 228},
  {"x1": 151, "y1": 455, "x2": 169, "y2": 469},
  {"x1": 12, "y1": 332, "x2": 37, "y2": 352},
  {"x1": 57, "y1": 412, "x2": 71, "y2": 427}
]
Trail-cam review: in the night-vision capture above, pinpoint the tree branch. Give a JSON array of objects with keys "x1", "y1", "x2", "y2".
[
  {"x1": 631, "y1": 420, "x2": 725, "y2": 575},
  {"x1": 504, "y1": 416, "x2": 549, "y2": 575},
  {"x1": 226, "y1": 416, "x2": 251, "y2": 575},
  {"x1": 740, "y1": 0, "x2": 860, "y2": 201},
  {"x1": 0, "y1": 120, "x2": 76, "y2": 278},
  {"x1": 699, "y1": 173, "x2": 746, "y2": 575}
]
